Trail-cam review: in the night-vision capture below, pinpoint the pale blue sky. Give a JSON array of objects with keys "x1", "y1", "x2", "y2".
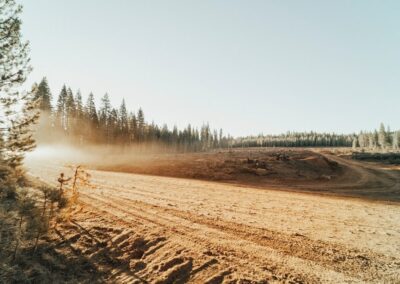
[{"x1": 20, "y1": 0, "x2": 400, "y2": 136}]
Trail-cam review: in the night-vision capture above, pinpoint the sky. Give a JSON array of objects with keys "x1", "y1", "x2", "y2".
[{"x1": 20, "y1": 0, "x2": 400, "y2": 137}]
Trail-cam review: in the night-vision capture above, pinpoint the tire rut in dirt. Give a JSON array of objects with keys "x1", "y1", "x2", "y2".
[{"x1": 80, "y1": 192, "x2": 363, "y2": 283}]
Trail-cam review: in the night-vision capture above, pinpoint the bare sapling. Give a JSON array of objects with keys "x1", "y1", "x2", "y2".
[
  {"x1": 57, "y1": 173, "x2": 71, "y2": 195},
  {"x1": 58, "y1": 165, "x2": 93, "y2": 221}
]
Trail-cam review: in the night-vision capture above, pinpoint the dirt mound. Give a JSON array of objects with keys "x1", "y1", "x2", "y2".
[{"x1": 95, "y1": 148, "x2": 343, "y2": 186}]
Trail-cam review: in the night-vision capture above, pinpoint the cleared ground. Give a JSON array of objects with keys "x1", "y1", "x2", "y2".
[
  {"x1": 94, "y1": 148, "x2": 400, "y2": 202},
  {"x1": 26, "y1": 148, "x2": 400, "y2": 283}
]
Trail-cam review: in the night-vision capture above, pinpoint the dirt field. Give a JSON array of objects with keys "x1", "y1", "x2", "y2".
[
  {"x1": 25, "y1": 148, "x2": 400, "y2": 283},
  {"x1": 93, "y1": 148, "x2": 400, "y2": 202}
]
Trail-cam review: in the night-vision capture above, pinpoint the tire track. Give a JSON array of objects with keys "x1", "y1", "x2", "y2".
[
  {"x1": 85, "y1": 190, "x2": 397, "y2": 282},
  {"x1": 26, "y1": 157, "x2": 400, "y2": 283},
  {"x1": 79, "y1": 191, "x2": 363, "y2": 283}
]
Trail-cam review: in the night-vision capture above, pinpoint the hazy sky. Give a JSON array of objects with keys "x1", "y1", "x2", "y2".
[{"x1": 20, "y1": 0, "x2": 400, "y2": 136}]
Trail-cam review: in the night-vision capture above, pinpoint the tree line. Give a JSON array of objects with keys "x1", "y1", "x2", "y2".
[
  {"x1": 351, "y1": 123, "x2": 399, "y2": 151},
  {"x1": 34, "y1": 79, "x2": 400, "y2": 152},
  {"x1": 232, "y1": 124, "x2": 399, "y2": 151},
  {"x1": 233, "y1": 132, "x2": 354, "y2": 148},
  {"x1": 30, "y1": 78, "x2": 400, "y2": 153},
  {"x1": 34, "y1": 78, "x2": 231, "y2": 151}
]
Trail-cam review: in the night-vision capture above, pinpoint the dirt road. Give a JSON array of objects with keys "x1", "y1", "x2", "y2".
[{"x1": 26, "y1": 158, "x2": 400, "y2": 283}]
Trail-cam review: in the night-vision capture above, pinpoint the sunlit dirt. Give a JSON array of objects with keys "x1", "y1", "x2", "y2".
[{"x1": 24, "y1": 143, "x2": 400, "y2": 283}]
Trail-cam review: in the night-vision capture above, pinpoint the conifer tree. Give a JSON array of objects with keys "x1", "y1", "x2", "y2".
[
  {"x1": 358, "y1": 132, "x2": 366, "y2": 148},
  {"x1": 172, "y1": 125, "x2": 178, "y2": 147},
  {"x1": 374, "y1": 130, "x2": 379, "y2": 148},
  {"x1": 99, "y1": 93, "x2": 112, "y2": 143},
  {"x1": 99, "y1": 93, "x2": 111, "y2": 124},
  {"x1": 0, "y1": 0, "x2": 30, "y2": 94},
  {"x1": 119, "y1": 99, "x2": 128, "y2": 141},
  {"x1": 129, "y1": 113, "x2": 138, "y2": 143},
  {"x1": 378, "y1": 123, "x2": 387, "y2": 149},
  {"x1": 32, "y1": 78, "x2": 52, "y2": 142},
  {"x1": 393, "y1": 131, "x2": 399, "y2": 150},
  {"x1": 352, "y1": 137, "x2": 358, "y2": 149},
  {"x1": 160, "y1": 124, "x2": 170, "y2": 145},
  {"x1": 108, "y1": 108, "x2": 119, "y2": 143},
  {"x1": 85, "y1": 92, "x2": 99, "y2": 141},
  {"x1": 0, "y1": 0, "x2": 39, "y2": 170},
  {"x1": 34, "y1": 77, "x2": 52, "y2": 111},
  {"x1": 55, "y1": 85, "x2": 68, "y2": 131},
  {"x1": 85, "y1": 92, "x2": 98, "y2": 125},
  {"x1": 71, "y1": 90, "x2": 84, "y2": 143},
  {"x1": 368, "y1": 133, "x2": 376, "y2": 149},
  {"x1": 137, "y1": 108, "x2": 145, "y2": 142},
  {"x1": 386, "y1": 125, "x2": 392, "y2": 146},
  {"x1": 65, "y1": 88, "x2": 76, "y2": 134},
  {"x1": 5, "y1": 85, "x2": 39, "y2": 169},
  {"x1": 74, "y1": 90, "x2": 84, "y2": 120}
]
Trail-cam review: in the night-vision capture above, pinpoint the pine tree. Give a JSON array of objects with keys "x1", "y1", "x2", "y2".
[
  {"x1": 99, "y1": 93, "x2": 112, "y2": 143},
  {"x1": 374, "y1": 130, "x2": 379, "y2": 148},
  {"x1": 378, "y1": 123, "x2": 387, "y2": 149},
  {"x1": 0, "y1": 0, "x2": 39, "y2": 170},
  {"x1": 85, "y1": 93, "x2": 99, "y2": 141},
  {"x1": 108, "y1": 108, "x2": 119, "y2": 143},
  {"x1": 352, "y1": 137, "x2": 358, "y2": 150},
  {"x1": 32, "y1": 78, "x2": 52, "y2": 142},
  {"x1": 201, "y1": 123, "x2": 211, "y2": 150},
  {"x1": 34, "y1": 77, "x2": 52, "y2": 111},
  {"x1": 160, "y1": 124, "x2": 170, "y2": 145},
  {"x1": 72, "y1": 90, "x2": 84, "y2": 143},
  {"x1": 119, "y1": 99, "x2": 129, "y2": 141},
  {"x1": 75, "y1": 90, "x2": 84, "y2": 119},
  {"x1": 368, "y1": 133, "x2": 376, "y2": 149},
  {"x1": 99, "y1": 93, "x2": 111, "y2": 125},
  {"x1": 393, "y1": 131, "x2": 399, "y2": 150},
  {"x1": 172, "y1": 125, "x2": 178, "y2": 148},
  {"x1": 137, "y1": 108, "x2": 145, "y2": 142},
  {"x1": 85, "y1": 92, "x2": 98, "y2": 126},
  {"x1": 358, "y1": 132, "x2": 366, "y2": 148},
  {"x1": 129, "y1": 113, "x2": 138, "y2": 143},
  {"x1": 5, "y1": 85, "x2": 39, "y2": 169},
  {"x1": 55, "y1": 85, "x2": 68, "y2": 131},
  {"x1": 0, "y1": 0, "x2": 30, "y2": 94},
  {"x1": 65, "y1": 88, "x2": 76, "y2": 134},
  {"x1": 386, "y1": 125, "x2": 392, "y2": 146}
]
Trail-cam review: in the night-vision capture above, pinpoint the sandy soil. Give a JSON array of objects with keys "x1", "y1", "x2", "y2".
[
  {"x1": 95, "y1": 148, "x2": 400, "y2": 202},
  {"x1": 26, "y1": 151, "x2": 400, "y2": 283}
]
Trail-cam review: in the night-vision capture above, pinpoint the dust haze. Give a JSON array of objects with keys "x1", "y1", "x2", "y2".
[
  {"x1": 30, "y1": 113, "x2": 178, "y2": 168},
  {"x1": 30, "y1": 119, "x2": 400, "y2": 202}
]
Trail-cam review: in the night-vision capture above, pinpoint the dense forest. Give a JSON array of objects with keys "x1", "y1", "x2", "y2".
[
  {"x1": 33, "y1": 78, "x2": 232, "y2": 151},
  {"x1": 232, "y1": 124, "x2": 399, "y2": 151},
  {"x1": 34, "y1": 79, "x2": 399, "y2": 152},
  {"x1": 233, "y1": 132, "x2": 354, "y2": 148}
]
